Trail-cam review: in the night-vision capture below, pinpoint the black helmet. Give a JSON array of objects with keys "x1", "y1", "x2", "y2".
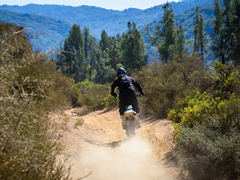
[{"x1": 116, "y1": 67, "x2": 126, "y2": 77}]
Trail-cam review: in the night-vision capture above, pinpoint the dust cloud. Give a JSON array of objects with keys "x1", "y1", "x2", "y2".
[{"x1": 79, "y1": 137, "x2": 174, "y2": 180}]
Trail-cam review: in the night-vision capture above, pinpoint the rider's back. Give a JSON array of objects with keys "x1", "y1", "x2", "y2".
[{"x1": 111, "y1": 75, "x2": 138, "y2": 96}]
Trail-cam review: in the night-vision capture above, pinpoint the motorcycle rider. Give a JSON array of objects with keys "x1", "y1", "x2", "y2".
[{"x1": 110, "y1": 67, "x2": 144, "y2": 129}]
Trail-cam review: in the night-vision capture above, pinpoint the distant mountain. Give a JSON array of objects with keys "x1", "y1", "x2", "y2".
[
  {"x1": 0, "y1": 9, "x2": 73, "y2": 51},
  {"x1": 175, "y1": 2, "x2": 216, "y2": 40},
  {"x1": 0, "y1": 0, "x2": 214, "y2": 51},
  {"x1": 0, "y1": 0, "x2": 213, "y2": 37}
]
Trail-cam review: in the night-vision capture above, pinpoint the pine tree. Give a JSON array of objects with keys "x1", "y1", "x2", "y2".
[
  {"x1": 211, "y1": 0, "x2": 226, "y2": 64},
  {"x1": 175, "y1": 23, "x2": 187, "y2": 57},
  {"x1": 62, "y1": 24, "x2": 85, "y2": 82},
  {"x1": 211, "y1": 0, "x2": 240, "y2": 65},
  {"x1": 229, "y1": 0, "x2": 240, "y2": 64},
  {"x1": 82, "y1": 26, "x2": 90, "y2": 80},
  {"x1": 74, "y1": 46, "x2": 85, "y2": 82},
  {"x1": 198, "y1": 14, "x2": 207, "y2": 61},
  {"x1": 108, "y1": 36, "x2": 122, "y2": 70},
  {"x1": 64, "y1": 24, "x2": 84, "y2": 52},
  {"x1": 193, "y1": 6, "x2": 207, "y2": 61},
  {"x1": 193, "y1": 6, "x2": 200, "y2": 53},
  {"x1": 88, "y1": 36, "x2": 97, "y2": 81},
  {"x1": 122, "y1": 22, "x2": 147, "y2": 74},
  {"x1": 94, "y1": 54, "x2": 106, "y2": 84},
  {"x1": 147, "y1": 3, "x2": 177, "y2": 63},
  {"x1": 100, "y1": 30, "x2": 110, "y2": 53},
  {"x1": 222, "y1": 0, "x2": 232, "y2": 62}
]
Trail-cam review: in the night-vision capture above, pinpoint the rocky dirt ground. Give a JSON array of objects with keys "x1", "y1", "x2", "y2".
[{"x1": 50, "y1": 108, "x2": 178, "y2": 180}]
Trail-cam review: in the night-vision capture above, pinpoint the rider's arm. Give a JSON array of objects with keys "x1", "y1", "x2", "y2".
[
  {"x1": 131, "y1": 78, "x2": 144, "y2": 96},
  {"x1": 110, "y1": 80, "x2": 118, "y2": 98}
]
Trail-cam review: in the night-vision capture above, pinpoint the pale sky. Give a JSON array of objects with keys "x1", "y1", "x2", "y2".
[{"x1": 0, "y1": 0, "x2": 180, "y2": 10}]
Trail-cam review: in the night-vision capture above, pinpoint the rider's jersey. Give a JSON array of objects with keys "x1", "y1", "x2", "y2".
[{"x1": 110, "y1": 76, "x2": 144, "y2": 97}]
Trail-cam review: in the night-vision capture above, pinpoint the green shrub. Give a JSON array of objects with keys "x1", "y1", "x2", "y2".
[
  {"x1": 74, "y1": 80, "x2": 118, "y2": 113},
  {"x1": 168, "y1": 62, "x2": 240, "y2": 179},
  {"x1": 102, "y1": 89, "x2": 119, "y2": 110},
  {"x1": 75, "y1": 118, "x2": 84, "y2": 126},
  {"x1": 169, "y1": 90, "x2": 240, "y2": 137},
  {"x1": 71, "y1": 80, "x2": 82, "y2": 107},
  {"x1": 134, "y1": 53, "x2": 207, "y2": 118},
  {"x1": 169, "y1": 62, "x2": 240, "y2": 132},
  {"x1": 103, "y1": 95, "x2": 118, "y2": 109},
  {"x1": 63, "y1": 117, "x2": 70, "y2": 123}
]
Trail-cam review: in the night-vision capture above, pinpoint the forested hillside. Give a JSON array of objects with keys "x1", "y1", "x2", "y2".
[
  {"x1": 0, "y1": 0, "x2": 215, "y2": 53},
  {"x1": 0, "y1": 0, "x2": 213, "y2": 38},
  {"x1": 0, "y1": 9, "x2": 73, "y2": 50},
  {"x1": 141, "y1": 2, "x2": 216, "y2": 42},
  {"x1": 0, "y1": 0, "x2": 214, "y2": 38}
]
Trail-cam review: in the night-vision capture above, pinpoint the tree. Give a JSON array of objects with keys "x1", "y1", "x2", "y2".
[
  {"x1": 193, "y1": 6, "x2": 207, "y2": 61},
  {"x1": 71, "y1": 44, "x2": 85, "y2": 82},
  {"x1": 211, "y1": 0, "x2": 240, "y2": 65},
  {"x1": 198, "y1": 14, "x2": 207, "y2": 61},
  {"x1": 211, "y1": 0, "x2": 226, "y2": 64},
  {"x1": 193, "y1": 6, "x2": 200, "y2": 53},
  {"x1": 147, "y1": 3, "x2": 177, "y2": 63},
  {"x1": 100, "y1": 30, "x2": 110, "y2": 53},
  {"x1": 88, "y1": 36, "x2": 98, "y2": 81},
  {"x1": 108, "y1": 36, "x2": 122, "y2": 70},
  {"x1": 62, "y1": 24, "x2": 85, "y2": 82},
  {"x1": 122, "y1": 22, "x2": 147, "y2": 75},
  {"x1": 83, "y1": 26, "x2": 90, "y2": 80},
  {"x1": 175, "y1": 23, "x2": 187, "y2": 57},
  {"x1": 64, "y1": 24, "x2": 84, "y2": 52},
  {"x1": 229, "y1": 0, "x2": 240, "y2": 64}
]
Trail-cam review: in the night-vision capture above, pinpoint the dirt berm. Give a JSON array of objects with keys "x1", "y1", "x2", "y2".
[{"x1": 51, "y1": 108, "x2": 178, "y2": 180}]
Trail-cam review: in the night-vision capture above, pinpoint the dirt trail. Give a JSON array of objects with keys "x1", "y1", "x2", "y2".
[{"x1": 53, "y1": 108, "x2": 176, "y2": 180}]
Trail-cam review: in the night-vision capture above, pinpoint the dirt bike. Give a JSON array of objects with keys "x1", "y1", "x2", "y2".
[{"x1": 123, "y1": 94, "x2": 143, "y2": 138}]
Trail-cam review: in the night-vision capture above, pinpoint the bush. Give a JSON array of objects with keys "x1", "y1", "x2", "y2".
[
  {"x1": 16, "y1": 56, "x2": 72, "y2": 110},
  {"x1": 168, "y1": 62, "x2": 240, "y2": 179},
  {"x1": 134, "y1": 53, "x2": 207, "y2": 118},
  {"x1": 0, "y1": 22, "x2": 70, "y2": 179},
  {"x1": 71, "y1": 80, "x2": 82, "y2": 107},
  {"x1": 63, "y1": 117, "x2": 71, "y2": 123},
  {"x1": 74, "y1": 80, "x2": 118, "y2": 113},
  {"x1": 169, "y1": 91, "x2": 240, "y2": 132},
  {"x1": 75, "y1": 118, "x2": 84, "y2": 126},
  {"x1": 102, "y1": 95, "x2": 118, "y2": 109},
  {"x1": 174, "y1": 116, "x2": 240, "y2": 180}
]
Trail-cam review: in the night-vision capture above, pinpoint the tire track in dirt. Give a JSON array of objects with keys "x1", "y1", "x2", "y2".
[{"x1": 53, "y1": 108, "x2": 177, "y2": 180}]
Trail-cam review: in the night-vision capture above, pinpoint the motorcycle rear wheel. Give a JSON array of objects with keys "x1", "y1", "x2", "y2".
[{"x1": 125, "y1": 117, "x2": 137, "y2": 138}]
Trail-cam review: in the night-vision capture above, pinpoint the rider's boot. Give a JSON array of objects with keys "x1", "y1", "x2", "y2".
[
  {"x1": 120, "y1": 115, "x2": 126, "y2": 129},
  {"x1": 136, "y1": 113, "x2": 142, "y2": 128}
]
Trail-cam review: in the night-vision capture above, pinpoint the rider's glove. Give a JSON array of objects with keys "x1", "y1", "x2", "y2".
[
  {"x1": 116, "y1": 94, "x2": 119, "y2": 100},
  {"x1": 137, "y1": 93, "x2": 144, "y2": 98},
  {"x1": 141, "y1": 92, "x2": 145, "y2": 97}
]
